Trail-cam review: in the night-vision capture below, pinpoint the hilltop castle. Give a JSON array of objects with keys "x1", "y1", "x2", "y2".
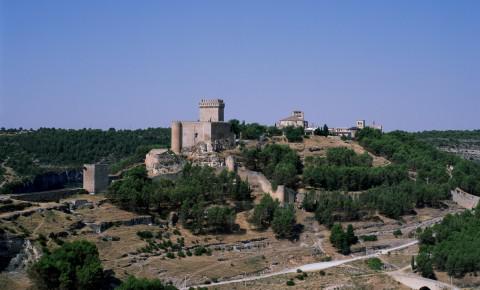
[{"x1": 171, "y1": 99, "x2": 235, "y2": 154}]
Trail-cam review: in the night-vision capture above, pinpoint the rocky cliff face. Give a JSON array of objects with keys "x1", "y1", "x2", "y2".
[
  {"x1": 11, "y1": 169, "x2": 82, "y2": 193},
  {"x1": 6, "y1": 239, "x2": 41, "y2": 272},
  {"x1": 0, "y1": 230, "x2": 26, "y2": 271}
]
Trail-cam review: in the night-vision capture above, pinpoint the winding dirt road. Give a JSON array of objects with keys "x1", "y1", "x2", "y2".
[{"x1": 181, "y1": 240, "x2": 419, "y2": 289}]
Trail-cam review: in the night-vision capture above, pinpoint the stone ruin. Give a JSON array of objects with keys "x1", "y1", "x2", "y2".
[
  {"x1": 145, "y1": 149, "x2": 184, "y2": 177},
  {"x1": 183, "y1": 142, "x2": 226, "y2": 168}
]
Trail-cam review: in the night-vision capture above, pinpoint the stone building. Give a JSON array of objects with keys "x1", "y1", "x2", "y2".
[
  {"x1": 329, "y1": 120, "x2": 382, "y2": 139},
  {"x1": 277, "y1": 111, "x2": 308, "y2": 129},
  {"x1": 171, "y1": 99, "x2": 235, "y2": 154},
  {"x1": 83, "y1": 164, "x2": 109, "y2": 194}
]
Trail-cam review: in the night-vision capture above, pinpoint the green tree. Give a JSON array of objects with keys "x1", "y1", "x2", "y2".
[
  {"x1": 205, "y1": 206, "x2": 236, "y2": 233},
  {"x1": 283, "y1": 126, "x2": 304, "y2": 142},
  {"x1": 28, "y1": 240, "x2": 104, "y2": 290},
  {"x1": 346, "y1": 224, "x2": 358, "y2": 245},
  {"x1": 416, "y1": 251, "x2": 435, "y2": 279},
  {"x1": 249, "y1": 195, "x2": 279, "y2": 229},
  {"x1": 271, "y1": 204, "x2": 297, "y2": 239},
  {"x1": 329, "y1": 223, "x2": 344, "y2": 249}
]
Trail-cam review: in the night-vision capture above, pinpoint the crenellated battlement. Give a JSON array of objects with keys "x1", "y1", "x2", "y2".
[
  {"x1": 199, "y1": 99, "x2": 225, "y2": 108},
  {"x1": 199, "y1": 99, "x2": 225, "y2": 122}
]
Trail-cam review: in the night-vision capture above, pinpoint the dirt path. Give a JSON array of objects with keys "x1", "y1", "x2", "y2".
[
  {"x1": 0, "y1": 161, "x2": 16, "y2": 188},
  {"x1": 181, "y1": 240, "x2": 419, "y2": 289},
  {"x1": 388, "y1": 270, "x2": 459, "y2": 290}
]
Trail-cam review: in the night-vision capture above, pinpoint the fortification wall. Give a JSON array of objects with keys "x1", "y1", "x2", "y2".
[
  {"x1": 451, "y1": 187, "x2": 480, "y2": 209},
  {"x1": 181, "y1": 122, "x2": 208, "y2": 148}
]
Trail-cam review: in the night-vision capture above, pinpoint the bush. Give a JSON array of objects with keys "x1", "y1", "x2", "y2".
[
  {"x1": 137, "y1": 231, "x2": 154, "y2": 240},
  {"x1": 393, "y1": 229, "x2": 402, "y2": 237},
  {"x1": 117, "y1": 276, "x2": 178, "y2": 290},
  {"x1": 194, "y1": 246, "x2": 207, "y2": 256},
  {"x1": 360, "y1": 235, "x2": 378, "y2": 242},
  {"x1": 166, "y1": 252, "x2": 175, "y2": 259},
  {"x1": 366, "y1": 258, "x2": 383, "y2": 271},
  {"x1": 286, "y1": 279, "x2": 295, "y2": 286}
]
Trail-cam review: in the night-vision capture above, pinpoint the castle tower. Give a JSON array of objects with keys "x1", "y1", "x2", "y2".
[
  {"x1": 83, "y1": 164, "x2": 109, "y2": 194},
  {"x1": 199, "y1": 99, "x2": 225, "y2": 122},
  {"x1": 356, "y1": 120, "x2": 366, "y2": 129},
  {"x1": 171, "y1": 121, "x2": 182, "y2": 154}
]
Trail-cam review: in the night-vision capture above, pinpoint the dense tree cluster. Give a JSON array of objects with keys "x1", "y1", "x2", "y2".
[
  {"x1": 329, "y1": 223, "x2": 358, "y2": 255},
  {"x1": 303, "y1": 164, "x2": 408, "y2": 191},
  {"x1": 0, "y1": 128, "x2": 170, "y2": 191},
  {"x1": 303, "y1": 147, "x2": 408, "y2": 191},
  {"x1": 180, "y1": 202, "x2": 236, "y2": 234},
  {"x1": 416, "y1": 207, "x2": 480, "y2": 278},
  {"x1": 229, "y1": 119, "x2": 300, "y2": 141},
  {"x1": 28, "y1": 240, "x2": 105, "y2": 290},
  {"x1": 358, "y1": 128, "x2": 480, "y2": 195},
  {"x1": 0, "y1": 127, "x2": 169, "y2": 172},
  {"x1": 324, "y1": 147, "x2": 373, "y2": 167},
  {"x1": 314, "y1": 124, "x2": 329, "y2": 137},
  {"x1": 360, "y1": 181, "x2": 449, "y2": 219},
  {"x1": 28, "y1": 240, "x2": 177, "y2": 290},
  {"x1": 271, "y1": 204, "x2": 297, "y2": 239},
  {"x1": 302, "y1": 191, "x2": 361, "y2": 228},
  {"x1": 249, "y1": 195, "x2": 299, "y2": 239},
  {"x1": 108, "y1": 164, "x2": 251, "y2": 234},
  {"x1": 107, "y1": 166, "x2": 155, "y2": 212},
  {"x1": 283, "y1": 126, "x2": 304, "y2": 142},
  {"x1": 415, "y1": 130, "x2": 480, "y2": 149},
  {"x1": 242, "y1": 144, "x2": 302, "y2": 189},
  {"x1": 249, "y1": 195, "x2": 280, "y2": 229}
]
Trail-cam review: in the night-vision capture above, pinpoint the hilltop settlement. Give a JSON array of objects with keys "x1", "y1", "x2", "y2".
[{"x1": 1, "y1": 100, "x2": 480, "y2": 290}]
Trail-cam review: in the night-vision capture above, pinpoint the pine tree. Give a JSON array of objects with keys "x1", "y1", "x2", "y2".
[{"x1": 346, "y1": 224, "x2": 358, "y2": 245}]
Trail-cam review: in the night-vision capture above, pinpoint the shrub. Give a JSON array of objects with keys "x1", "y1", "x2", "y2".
[
  {"x1": 360, "y1": 235, "x2": 378, "y2": 242},
  {"x1": 117, "y1": 276, "x2": 178, "y2": 290},
  {"x1": 366, "y1": 258, "x2": 383, "y2": 271},
  {"x1": 194, "y1": 246, "x2": 207, "y2": 256},
  {"x1": 137, "y1": 231, "x2": 154, "y2": 239},
  {"x1": 286, "y1": 279, "x2": 295, "y2": 286}
]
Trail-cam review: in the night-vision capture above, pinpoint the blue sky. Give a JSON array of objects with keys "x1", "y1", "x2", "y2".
[{"x1": 1, "y1": 0, "x2": 479, "y2": 131}]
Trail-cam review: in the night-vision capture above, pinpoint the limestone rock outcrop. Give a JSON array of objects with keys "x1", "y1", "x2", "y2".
[{"x1": 145, "y1": 149, "x2": 183, "y2": 177}]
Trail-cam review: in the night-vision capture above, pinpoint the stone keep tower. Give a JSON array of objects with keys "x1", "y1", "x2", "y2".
[
  {"x1": 199, "y1": 99, "x2": 224, "y2": 122},
  {"x1": 356, "y1": 120, "x2": 366, "y2": 129},
  {"x1": 83, "y1": 164, "x2": 109, "y2": 194},
  {"x1": 170, "y1": 99, "x2": 234, "y2": 154}
]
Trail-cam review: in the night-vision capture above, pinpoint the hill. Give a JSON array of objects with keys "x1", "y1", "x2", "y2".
[{"x1": 0, "y1": 127, "x2": 170, "y2": 193}]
